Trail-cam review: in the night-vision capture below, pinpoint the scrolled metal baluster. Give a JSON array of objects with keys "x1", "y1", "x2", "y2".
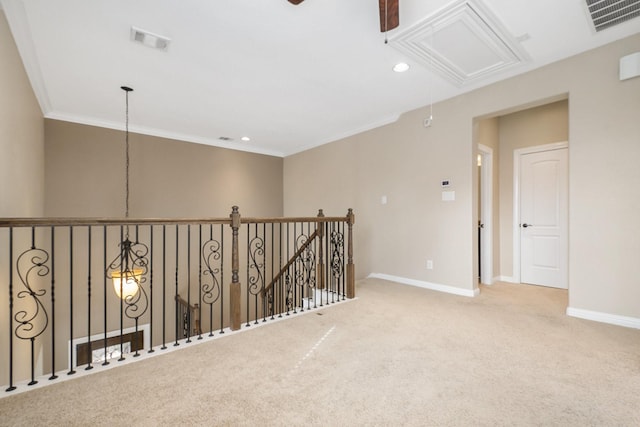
[
  {"x1": 284, "y1": 271, "x2": 293, "y2": 315},
  {"x1": 202, "y1": 236, "x2": 222, "y2": 336},
  {"x1": 267, "y1": 287, "x2": 274, "y2": 318},
  {"x1": 294, "y1": 233, "x2": 307, "y2": 311},
  {"x1": 15, "y1": 240, "x2": 50, "y2": 386},
  {"x1": 330, "y1": 231, "x2": 345, "y2": 277},
  {"x1": 330, "y1": 227, "x2": 345, "y2": 303},
  {"x1": 248, "y1": 233, "x2": 265, "y2": 324},
  {"x1": 294, "y1": 233, "x2": 317, "y2": 310},
  {"x1": 247, "y1": 236, "x2": 265, "y2": 294}
]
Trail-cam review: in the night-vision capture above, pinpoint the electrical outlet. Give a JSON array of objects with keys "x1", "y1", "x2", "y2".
[{"x1": 427, "y1": 260, "x2": 433, "y2": 270}]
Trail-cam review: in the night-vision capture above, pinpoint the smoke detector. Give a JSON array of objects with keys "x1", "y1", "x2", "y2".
[{"x1": 130, "y1": 26, "x2": 171, "y2": 51}]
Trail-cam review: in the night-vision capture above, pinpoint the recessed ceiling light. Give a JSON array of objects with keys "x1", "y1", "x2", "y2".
[
  {"x1": 241, "y1": 136, "x2": 251, "y2": 142},
  {"x1": 393, "y1": 62, "x2": 410, "y2": 73}
]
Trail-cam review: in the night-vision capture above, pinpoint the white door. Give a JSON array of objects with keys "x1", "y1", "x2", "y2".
[{"x1": 519, "y1": 147, "x2": 568, "y2": 288}]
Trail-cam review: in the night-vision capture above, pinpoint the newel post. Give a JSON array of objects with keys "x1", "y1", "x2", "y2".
[
  {"x1": 346, "y1": 208, "x2": 355, "y2": 299},
  {"x1": 229, "y1": 206, "x2": 242, "y2": 331},
  {"x1": 317, "y1": 209, "x2": 325, "y2": 291}
]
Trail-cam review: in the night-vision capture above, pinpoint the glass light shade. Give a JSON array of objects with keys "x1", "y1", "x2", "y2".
[{"x1": 112, "y1": 268, "x2": 143, "y2": 299}]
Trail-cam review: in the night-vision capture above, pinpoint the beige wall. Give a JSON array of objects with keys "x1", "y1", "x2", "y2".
[
  {"x1": 497, "y1": 100, "x2": 569, "y2": 279},
  {"x1": 0, "y1": 11, "x2": 44, "y2": 217},
  {"x1": 38, "y1": 120, "x2": 284, "y2": 382},
  {"x1": 45, "y1": 120, "x2": 283, "y2": 218},
  {"x1": 0, "y1": 10, "x2": 45, "y2": 387},
  {"x1": 286, "y1": 99, "x2": 475, "y2": 289},
  {"x1": 284, "y1": 34, "x2": 640, "y2": 319}
]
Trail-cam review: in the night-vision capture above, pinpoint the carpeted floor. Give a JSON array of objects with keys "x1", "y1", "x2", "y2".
[{"x1": 1, "y1": 278, "x2": 639, "y2": 426}]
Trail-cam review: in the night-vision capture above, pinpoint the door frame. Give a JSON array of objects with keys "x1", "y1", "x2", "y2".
[
  {"x1": 512, "y1": 141, "x2": 568, "y2": 284},
  {"x1": 478, "y1": 144, "x2": 493, "y2": 285}
]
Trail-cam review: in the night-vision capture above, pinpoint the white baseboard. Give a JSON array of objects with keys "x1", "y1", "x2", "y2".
[
  {"x1": 368, "y1": 273, "x2": 479, "y2": 297},
  {"x1": 566, "y1": 307, "x2": 640, "y2": 329},
  {"x1": 496, "y1": 276, "x2": 517, "y2": 283}
]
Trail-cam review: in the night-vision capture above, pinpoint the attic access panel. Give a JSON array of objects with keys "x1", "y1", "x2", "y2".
[{"x1": 389, "y1": 0, "x2": 529, "y2": 86}]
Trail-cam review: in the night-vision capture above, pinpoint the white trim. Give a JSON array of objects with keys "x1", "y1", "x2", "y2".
[
  {"x1": 368, "y1": 273, "x2": 479, "y2": 297},
  {"x1": 496, "y1": 275, "x2": 517, "y2": 283},
  {"x1": 512, "y1": 141, "x2": 568, "y2": 284},
  {"x1": 45, "y1": 112, "x2": 284, "y2": 158},
  {"x1": 47, "y1": 109, "x2": 402, "y2": 158},
  {"x1": 567, "y1": 307, "x2": 640, "y2": 330},
  {"x1": 477, "y1": 144, "x2": 493, "y2": 285}
]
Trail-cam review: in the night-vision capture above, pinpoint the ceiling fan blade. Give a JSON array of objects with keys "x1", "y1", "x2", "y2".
[
  {"x1": 288, "y1": 0, "x2": 304, "y2": 4},
  {"x1": 379, "y1": 0, "x2": 399, "y2": 32}
]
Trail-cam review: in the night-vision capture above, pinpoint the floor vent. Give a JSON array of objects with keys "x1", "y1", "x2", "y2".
[{"x1": 585, "y1": 0, "x2": 640, "y2": 32}]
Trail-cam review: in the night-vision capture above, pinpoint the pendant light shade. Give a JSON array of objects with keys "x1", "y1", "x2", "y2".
[{"x1": 111, "y1": 268, "x2": 143, "y2": 299}]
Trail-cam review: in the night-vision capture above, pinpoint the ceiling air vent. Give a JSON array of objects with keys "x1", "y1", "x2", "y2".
[
  {"x1": 130, "y1": 26, "x2": 171, "y2": 51},
  {"x1": 585, "y1": 0, "x2": 640, "y2": 32}
]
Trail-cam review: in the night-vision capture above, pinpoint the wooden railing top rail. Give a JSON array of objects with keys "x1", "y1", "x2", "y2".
[
  {"x1": 0, "y1": 211, "x2": 354, "y2": 228},
  {"x1": 0, "y1": 217, "x2": 232, "y2": 227},
  {"x1": 241, "y1": 215, "x2": 349, "y2": 224}
]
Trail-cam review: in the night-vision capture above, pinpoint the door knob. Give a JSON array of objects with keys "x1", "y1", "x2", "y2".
[{"x1": 522, "y1": 223, "x2": 531, "y2": 228}]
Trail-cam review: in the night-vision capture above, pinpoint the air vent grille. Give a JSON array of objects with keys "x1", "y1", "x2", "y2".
[
  {"x1": 585, "y1": 0, "x2": 640, "y2": 32},
  {"x1": 130, "y1": 26, "x2": 171, "y2": 51}
]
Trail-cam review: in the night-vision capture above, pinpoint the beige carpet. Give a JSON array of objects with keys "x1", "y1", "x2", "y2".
[{"x1": 1, "y1": 278, "x2": 639, "y2": 426}]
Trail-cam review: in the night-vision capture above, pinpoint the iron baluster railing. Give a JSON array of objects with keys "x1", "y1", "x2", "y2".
[
  {"x1": 149, "y1": 225, "x2": 155, "y2": 354},
  {"x1": 198, "y1": 224, "x2": 203, "y2": 340},
  {"x1": 161, "y1": 225, "x2": 167, "y2": 350},
  {"x1": 50, "y1": 226, "x2": 58, "y2": 380},
  {"x1": 174, "y1": 225, "x2": 179, "y2": 347},
  {"x1": 202, "y1": 224, "x2": 222, "y2": 337},
  {"x1": 86, "y1": 226, "x2": 93, "y2": 371},
  {"x1": 187, "y1": 225, "x2": 192, "y2": 343},
  {"x1": 102, "y1": 226, "x2": 109, "y2": 366},
  {"x1": 22, "y1": 227, "x2": 48, "y2": 385},
  {"x1": 6, "y1": 228, "x2": 15, "y2": 392},
  {"x1": 0, "y1": 208, "x2": 354, "y2": 393},
  {"x1": 68, "y1": 227, "x2": 75, "y2": 374}
]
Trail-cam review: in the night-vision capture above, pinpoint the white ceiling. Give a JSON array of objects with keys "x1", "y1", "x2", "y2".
[{"x1": 2, "y1": 0, "x2": 639, "y2": 156}]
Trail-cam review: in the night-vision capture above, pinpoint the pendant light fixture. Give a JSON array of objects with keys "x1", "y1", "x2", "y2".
[{"x1": 107, "y1": 86, "x2": 148, "y2": 303}]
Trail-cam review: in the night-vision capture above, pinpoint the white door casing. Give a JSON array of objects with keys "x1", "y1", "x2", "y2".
[
  {"x1": 478, "y1": 144, "x2": 493, "y2": 285},
  {"x1": 513, "y1": 142, "x2": 568, "y2": 289}
]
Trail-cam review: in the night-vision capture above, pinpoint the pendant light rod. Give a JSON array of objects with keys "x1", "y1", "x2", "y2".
[
  {"x1": 384, "y1": 0, "x2": 388, "y2": 44},
  {"x1": 121, "y1": 86, "x2": 133, "y2": 220}
]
